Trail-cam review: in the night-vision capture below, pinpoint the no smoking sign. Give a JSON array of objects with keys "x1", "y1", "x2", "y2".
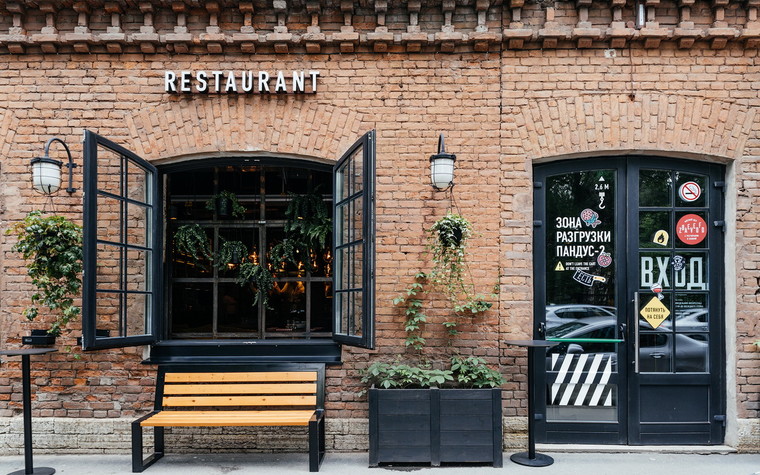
[{"x1": 679, "y1": 181, "x2": 702, "y2": 202}]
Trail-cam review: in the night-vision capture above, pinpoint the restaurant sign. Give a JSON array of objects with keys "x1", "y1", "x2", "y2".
[{"x1": 165, "y1": 70, "x2": 320, "y2": 94}]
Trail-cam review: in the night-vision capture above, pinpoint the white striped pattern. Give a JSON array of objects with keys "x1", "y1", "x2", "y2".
[{"x1": 548, "y1": 353, "x2": 615, "y2": 407}]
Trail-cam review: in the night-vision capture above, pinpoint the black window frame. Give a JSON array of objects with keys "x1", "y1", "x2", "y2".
[
  {"x1": 332, "y1": 130, "x2": 376, "y2": 349},
  {"x1": 81, "y1": 130, "x2": 161, "y2": 350}
]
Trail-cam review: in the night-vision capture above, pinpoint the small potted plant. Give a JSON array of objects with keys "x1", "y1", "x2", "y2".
[
  {"x1": 206, "y1": 190, "x2": 246, "y2": 219},
  {"x1": 6, "y1": 211, "x2": 83, "y2": 343},
  {"x1": 173, "y1": 224, "x2": 212, "y2": 267}
]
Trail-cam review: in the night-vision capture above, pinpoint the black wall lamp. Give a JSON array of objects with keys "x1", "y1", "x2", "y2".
[
  {"x1": 31, "y1": 137, "x2": 77, "y2": 195},
  {"x1": 429, "y1": 133, "x2": 456, "y2": 190}
]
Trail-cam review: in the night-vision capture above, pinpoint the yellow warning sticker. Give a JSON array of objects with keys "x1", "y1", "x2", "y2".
[
  {"x1": 555, "y1": 262, "x2": 565, "y2": 271},
  {"x1": 639, "y1": 296, "x2": 671, "y2": 329}
]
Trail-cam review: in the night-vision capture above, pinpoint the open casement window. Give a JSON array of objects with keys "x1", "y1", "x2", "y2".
[
  {"x1": 332, "y1": 130, "x2": 376, "y2": 349},
  {"x1": 81, "y1": 130, "x2": 160, "y2": 350}
]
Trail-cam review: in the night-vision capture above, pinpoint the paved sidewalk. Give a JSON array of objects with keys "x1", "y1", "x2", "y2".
[{"x1": 1, "y1": 452, "x2": 759, "y2": 475}]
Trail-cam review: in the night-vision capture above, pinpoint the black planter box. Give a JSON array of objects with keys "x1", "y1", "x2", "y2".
[
  {"x1": 368, "y1": 387, "x2": 503, "y2": 467},
  {"x1": 22, "y1": 329, "x2": 56, "y2": 346}
]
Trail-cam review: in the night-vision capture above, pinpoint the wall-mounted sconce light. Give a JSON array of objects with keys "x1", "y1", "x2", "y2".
[
  {"x1": 635, "y1": 0, "x2": 646, "y2": 29},
  {"x1": 31, "y1": 137, "x2": 77, "y2": 195},
  {"x1": 429, "y1": 133, "x2": 456, "y2": 190}
]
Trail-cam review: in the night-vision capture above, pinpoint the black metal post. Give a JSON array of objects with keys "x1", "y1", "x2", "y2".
[
  {"x1": 21, "y1": 355, "x2": 32, "y2": 474},
  {"x1": 506, "y1": 340, "x2": 555, "y2": 468},
  {"x1": 2, "y1": 348, "x2": 57, "y2": 475}
]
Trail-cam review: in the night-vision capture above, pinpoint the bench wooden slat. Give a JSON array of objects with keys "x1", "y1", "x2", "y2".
[
  {"x1": 162, "y1": 395, "x2": 317, "y2": 407},
  {"x1": 164, "y1": 372, "x2": 318, "y2": 383},
  {"x1": 163, "y1": 383, "x2": 317, "y2": 395},
  {"x1": 141, "y1": 410, "x2": 316, "y2": 427}
]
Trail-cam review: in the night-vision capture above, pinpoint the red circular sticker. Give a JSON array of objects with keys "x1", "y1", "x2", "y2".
[
  {"x1": 676, "y1": 214, "x2": 707, "y2": 245},
  {"x1": 678, "y1": 181, "x2": 702, "y2": 202}
]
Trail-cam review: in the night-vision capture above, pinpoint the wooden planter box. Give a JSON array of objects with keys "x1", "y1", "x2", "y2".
[{"x1": 368, "y1": 387, "x2": 502, "y2": 467}]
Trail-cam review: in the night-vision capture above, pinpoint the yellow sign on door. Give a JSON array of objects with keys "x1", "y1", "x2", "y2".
[{"x1": 639, "y1": 296, "x2": 671, "y2": 329}]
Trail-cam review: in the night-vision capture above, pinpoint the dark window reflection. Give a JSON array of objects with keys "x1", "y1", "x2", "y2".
[{"x1": 167, "y1": 164, "x2": 333, "y2": 340}]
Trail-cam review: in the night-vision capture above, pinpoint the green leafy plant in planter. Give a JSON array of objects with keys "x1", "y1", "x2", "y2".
[
  {"x1": 6, "y1": 211, "x2": 83, "y2": 337},
  {"x1": 173, "y1": 224, "x2": 212, "y2": 267},
  {"x1": 205, "y1": 190, "x2": 247, "y2": 219}
]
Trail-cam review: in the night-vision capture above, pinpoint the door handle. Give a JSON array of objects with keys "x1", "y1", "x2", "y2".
[
  {"x1": 618, "y1": 323, "x2": 627, "y2": 342},
  {"x1": 633, "y1": 292, "x2": 640, "y2": 374},
  {"x1": 537, "y1": 322, "x2": 546, "y2": 339}
]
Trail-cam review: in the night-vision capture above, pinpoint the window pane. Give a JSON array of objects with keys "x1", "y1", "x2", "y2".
[
  {"x1": 546, "y1": 354, "x2": 618, "y2": 422},
  {"x1": 351, "y1": 197, "x2": 363, "y2": 241},
  {"x1": 639, "y1": 251, "x2": 672, "y2": 291},
  {"x1": 639, "y1": 333, "x2": 672, "y2": 372},
  {"x1": 311, "y1": 282, "x2": 332, "y2": 333},
  {"x1": 127, "y1": 203, "x2": 150, "y2": 248},
  {"x1": 675, "y1": 334, "x2": 708, "y2": 372},
  {"x1": 217, "y1": 283, "x2": 257, "y2": 333},
  {"x1": 126, "y1": 158, "x2": 149, "y2": 204},
  {"x1": 639, "y1": 169, "x2": 672, "y2": 207},
  {"x1": 675, "y1": 294, "x2": 708, "y2": 332},
  {"x1": 675, "y1": 211, "x2": 708, "y2": 249},
  {"x1": 97, "y1": 194, "x2": 123, "y2": 244},
  {"x1": 95, "y1": 291, "x2": 122, "y2": 335},
  {"x1": 171, "y1": 283, "x2": 213, "y2": 335},
  {"x1": 639, "y1": 211, "x2": 671, "y2": 249},
  {"x1": 674, "y1": 172, "x2": 707, "y2": 208},
  {"x1": 673, "y1": 252, "x2": 708, "y2": 291},
  {"x1": 96, "y1": 243, "x2": 121, "y2": 291},
  {"x1": 267, "y1": 281, "x2": 306, "y2": 333},
  {"x1": 125, "y1": 249, "x2": 150, "y2": 292},
  {"x1": 97, "y1": 145, "x2": 122, "y2": 196},
  {"x1": 125, "y1": 292, "x2": 149, "y2": 336},
  {"x1": 352, "y1": 244, "x2": 364, "y2": 289}
]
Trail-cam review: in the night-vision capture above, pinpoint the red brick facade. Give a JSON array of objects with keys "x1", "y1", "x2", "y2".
[{"x1": 0, "y1": 0, "x2": 758, "y2": 452}]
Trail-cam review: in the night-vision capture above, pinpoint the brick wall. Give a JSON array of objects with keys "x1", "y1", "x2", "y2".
[{"x1": 0, "y1": 0, "x2": 758, "y2": 453}]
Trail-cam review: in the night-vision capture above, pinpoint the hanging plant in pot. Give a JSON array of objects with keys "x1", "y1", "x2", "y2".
[
  {"x1": 173, "y1": 224, "x2": 212, "y2": 268},
  {"x1": 205, "y1": 190, "x2": 246, "y2": 219},
  {"x1": 270, "y1": 191, "x2": 331, "y2": 271},
  {"x1": 237, "y1": 262, "x2": 275, "y2": 309},
  {"x1": 217, "y1": 239, "x2": 248, "y2": 267},
  {"x1": 6, "y1": 211, "x2": 83, "y2": 343}
]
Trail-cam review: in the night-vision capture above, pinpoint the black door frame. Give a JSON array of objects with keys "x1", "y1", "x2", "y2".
[{"x1": 533, "y1": 156, "x2": 726, "y2": 445}]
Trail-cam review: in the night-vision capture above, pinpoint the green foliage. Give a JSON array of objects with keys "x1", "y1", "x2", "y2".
[
  {"x1": 271, "y1": 191, "x2": 331, "y2": 271},
  {"x1": 205, "y1": 190, "x2": 247, "y2": 219},
  {"x1": 428, "y1": 213, "x2": 472, "y2": 301},
  {"x1": 173, "y1": 224, "x2": 212, "y2": 266},
  {"x1": 392, "y1": 272, "x2": 428, "y2": 351},
  {"x1": 6, "y1": 211, "x2": 83, "y2": 336},
  {"x1": 360, "y1": 360, "x2": 454, "y2": 389},
  {"x1": 361, "y1": 356, "x2": 504, "y2": 389},
  {"x1": 450, "y1": 356, "x2": 505, "y2": 388},
  {"x1": 284, "y1": 191, "x2": 331, "y2": 250},
  {"x1": 217, "y1": 239, "x2": 248, "y2": 267},
  {"x1": 237, "y1": 262, "x2": 274, "y2": 308}
]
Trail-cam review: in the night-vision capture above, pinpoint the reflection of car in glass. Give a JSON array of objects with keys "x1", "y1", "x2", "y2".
[
  {"x1": 545, "y1": 304, "x2": 617, "y2": 330},
  {"x1": 547, "y1": 320, "x2": 708, "y2": 373},
  {"x1": 675, "y1": 308, "x2": 708, "y2": 332}
]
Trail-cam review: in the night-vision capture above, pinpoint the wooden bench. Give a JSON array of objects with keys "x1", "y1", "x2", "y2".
[{"x1": 131, "y1": 364, "x2": 326, "y2": 473}]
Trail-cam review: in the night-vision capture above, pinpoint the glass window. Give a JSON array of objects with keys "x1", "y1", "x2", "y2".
[{"x1": 167, "y1": 164, "x2": 333, "y2": 340}]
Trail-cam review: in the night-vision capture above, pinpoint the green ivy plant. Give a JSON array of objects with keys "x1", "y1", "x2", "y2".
[
  {"x1": 428, "y1": 213, "x2": 472, "y2": 302},
  {"x1": 6, "y1": 211, "x2": 83, "y2": 336},
  {"x1": 237, "y1": 262, "x2": 274, "y2": 308},
  {"x1": 173, "y1": 224, "x2": 212, "y2": 266},
  {"x1": 205, "y1": 190, "x2": 247, "y2": 219},
  {"x1": 450, "y1": 356, "x2": 505, "y2": 388},
  {"x1": 392, "y1": 272, "x2": 428, "y2": 351}
]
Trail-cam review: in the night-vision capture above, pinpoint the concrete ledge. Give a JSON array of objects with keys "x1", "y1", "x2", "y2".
[{"x1": 537, "y1": 444, "x2": 738, "y2": 454}]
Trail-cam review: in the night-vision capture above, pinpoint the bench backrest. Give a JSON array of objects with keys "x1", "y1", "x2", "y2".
[{"x1": 153, "y1": 364, "x2": 326, "y2": 411}]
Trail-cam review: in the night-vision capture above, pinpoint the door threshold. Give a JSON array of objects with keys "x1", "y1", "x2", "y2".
[{"x1": 536, "y1": 444, "x2": 736, "y2": 454}]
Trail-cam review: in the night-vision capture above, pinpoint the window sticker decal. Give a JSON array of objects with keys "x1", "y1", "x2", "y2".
[
  {"x1": 555, "y1": 262, "x2": 565, "y2": 271},
  {"x1": 672, "y1": 255, "x2": 685, "y2": 271},
  {"x1": 653, "y1": 230, "x2": 669, "y2": 246},
  {"x1": 650, "y1": 283, "x2": 664, "y2": 300},
  {"x1": 580, "y1": 208, "x2": 601, "y2": 228},
  {"x1": 597, "y1": 250, "x2": 612, "y2": 267},
  {"x1": 640, "y1": 296, "x2": 671, "y2": 329},
  {"x1": 573, "y1": 269, "x2": 607, "y2": 287},
  {"x1": 676, "y1": 214, "x2": 707, "y2": 245},
  {"x1": 678, "y1": 181, "x2": 702, "y2": 202}
]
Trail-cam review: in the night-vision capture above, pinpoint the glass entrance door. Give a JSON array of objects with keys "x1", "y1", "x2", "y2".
[{"x1": 533, "y1": 157, "x2": 725, "y2": 445}]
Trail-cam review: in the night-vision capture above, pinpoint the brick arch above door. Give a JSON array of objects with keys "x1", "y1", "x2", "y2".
[
  {"x1": 511, "y1": 94, "x2": 757, "y2": 162},
  {"x1": 124, "y1": 98, "x2": 367, "y2": 162}
]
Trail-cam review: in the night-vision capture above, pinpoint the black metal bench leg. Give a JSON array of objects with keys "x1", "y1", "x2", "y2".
[
  {"x1": 132, "y1": 413, "x2": 164, "y2": 473},
  {"x1": 309, "y1": 410, "x2": 326, "y2": 472}
]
